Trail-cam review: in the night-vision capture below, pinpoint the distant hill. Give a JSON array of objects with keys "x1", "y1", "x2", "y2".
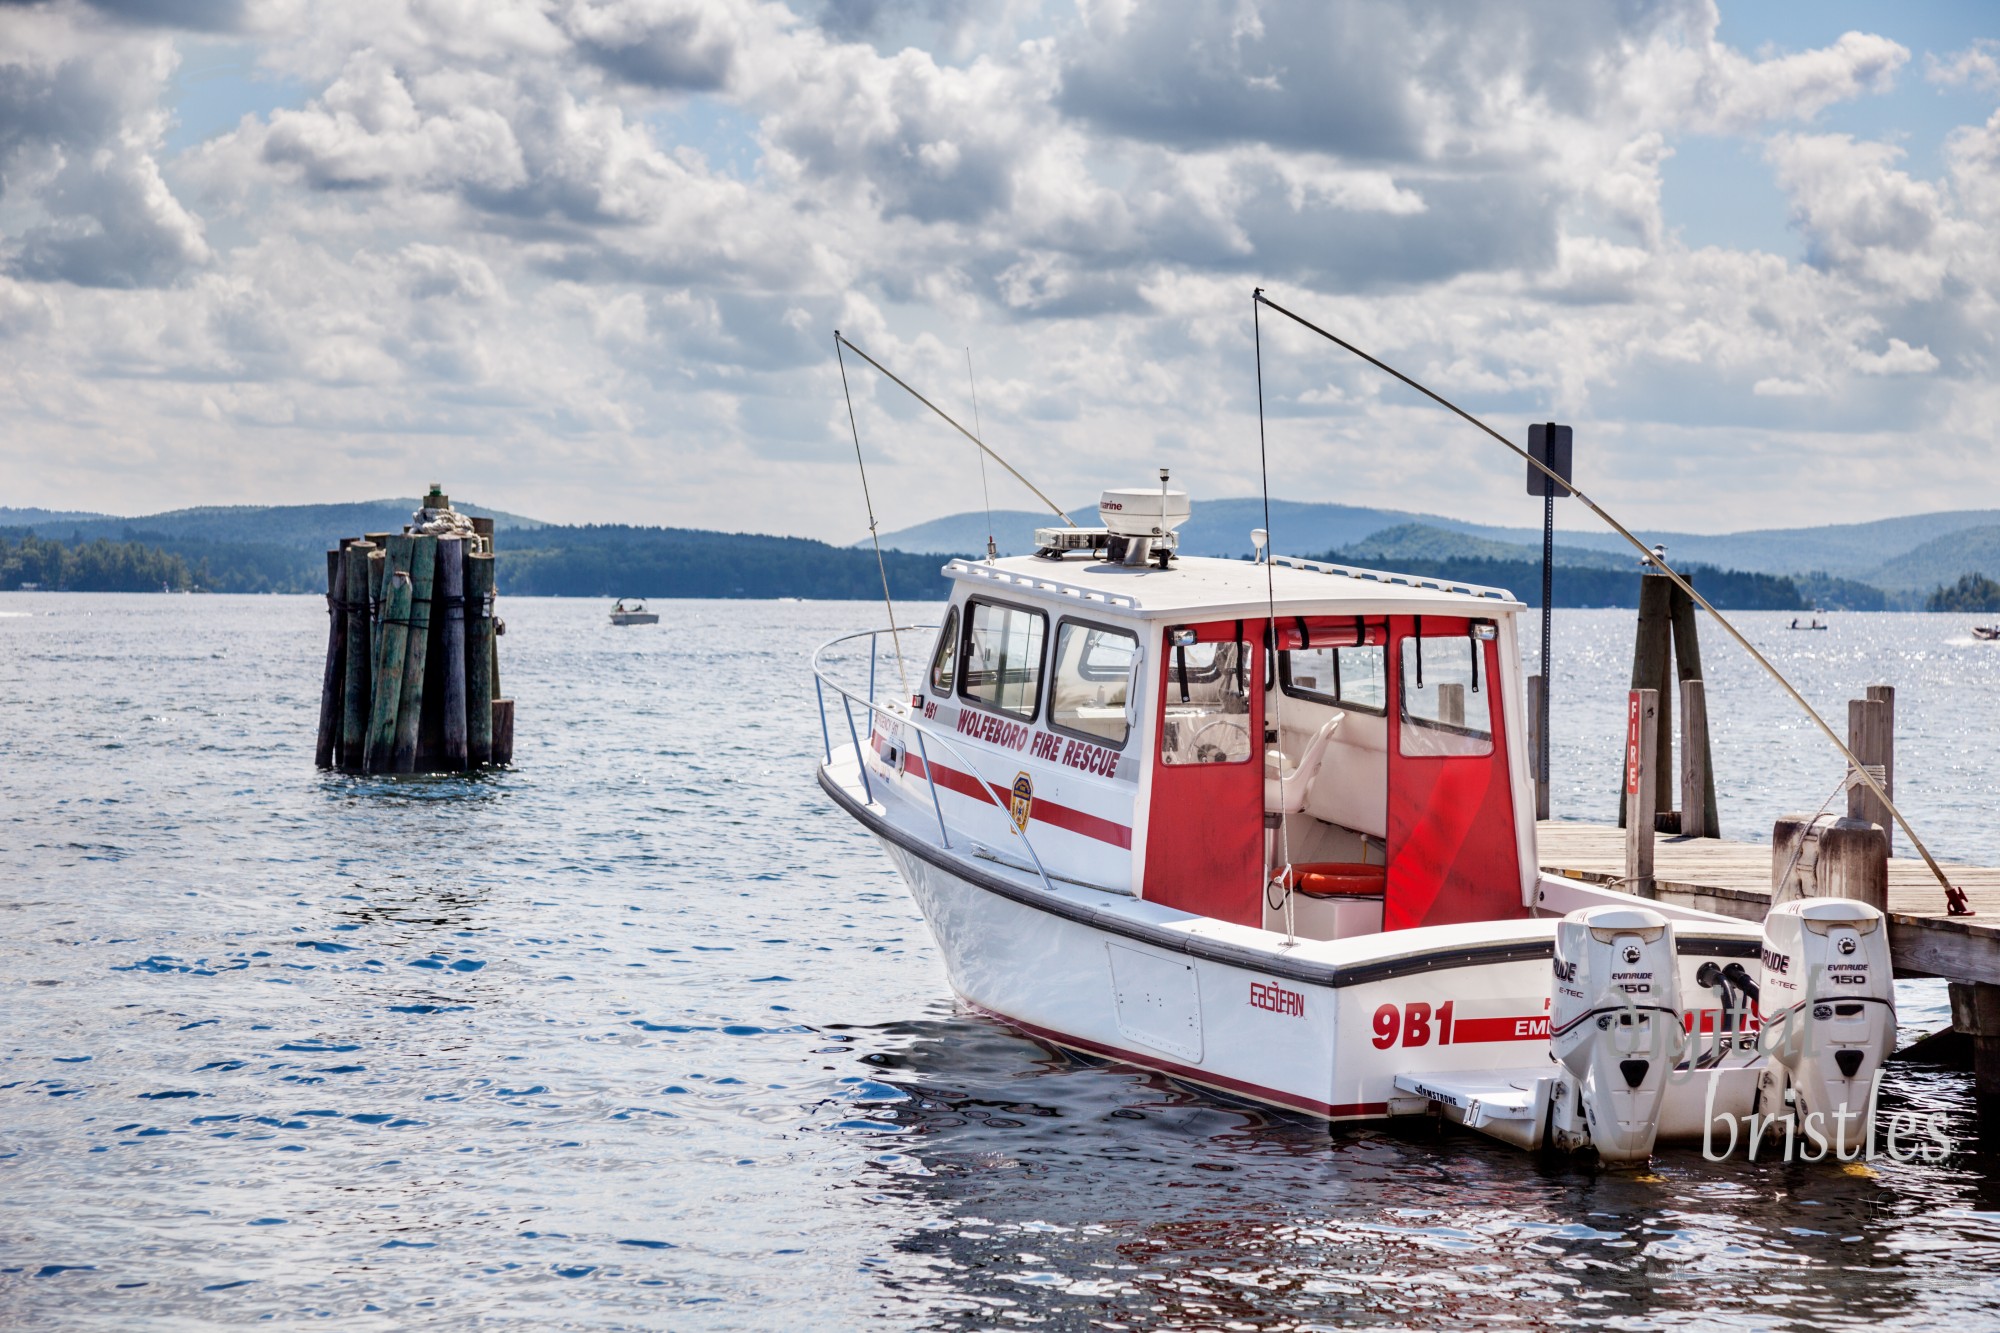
[
  {"x1": 500, "y1": 525, "x2": 949, "y2": 599},
  {"x1": 0, "y1": 499, "x2": 546, "y2": 549},
  {"x1": 1861, "y1": 525, "x2": 2000, "y2": 593},
  {"x1": 1322, "y1": 524, "x2": 1807, "y2": 610},
  {"x1": 1333, "y1": 522, "x2": 1627, "y2": 571},
  {"x1": 876, "y1": 499, "x2": 1498, "y2": 560},
  {"x1": 878, "y1": 498, "x2": 2000, "y2": 599}
]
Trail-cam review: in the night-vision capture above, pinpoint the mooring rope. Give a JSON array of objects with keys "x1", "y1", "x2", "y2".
[
  {"x1": 834, "y1": 332, "x2": 910, "y2": 700},
  {"x1": 1251, "y1": 287, "x2": 1970, "y2": 917},
  {"x1": 834, "y1": 332, "x2": 1077, "y2": 527}
]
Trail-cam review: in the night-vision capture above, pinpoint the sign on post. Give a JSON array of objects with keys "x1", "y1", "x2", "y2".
[
  {"x1": 1624, "y1": 688, "x2": 1658, "y2": 896},
  {"x1": 1527, "y1": 423, "x2": 1573, "y2": 496}
]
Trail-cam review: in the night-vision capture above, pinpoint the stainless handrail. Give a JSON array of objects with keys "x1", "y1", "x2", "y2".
[{"x1": 812, "y1": 626, "x2": 1058, "y2": 895}]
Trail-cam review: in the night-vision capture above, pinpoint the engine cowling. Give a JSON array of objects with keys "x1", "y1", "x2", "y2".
[
  {"x1": 1758, "y1": 898, "x2": 1895, "y2": 1152},
  {"x1": 1551, "y1": 905, "x2": 1683, "y2": 1163}
]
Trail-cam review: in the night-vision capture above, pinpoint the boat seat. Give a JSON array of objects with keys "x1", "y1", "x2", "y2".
[{"x1": 1264, "y1": 712, "x2": 1342, "y2": 814}]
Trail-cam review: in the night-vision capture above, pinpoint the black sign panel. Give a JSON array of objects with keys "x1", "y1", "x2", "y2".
[{"x1": 1527, "y1": 422, "x2": 1573, "y2": 498}]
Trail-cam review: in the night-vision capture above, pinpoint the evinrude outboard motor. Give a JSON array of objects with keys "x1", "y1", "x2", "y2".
[
  {"x1": 1757, "y1": 898, "x2": 1895, "y2": 1148},
  {"x1": 1550, "y1": 905, "x2": 1683, "y2": 1163}
]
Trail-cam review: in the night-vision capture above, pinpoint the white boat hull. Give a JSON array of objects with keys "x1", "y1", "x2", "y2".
[{"x1": 826, "y1": 760, "x2": 1770, "y2": 1134}]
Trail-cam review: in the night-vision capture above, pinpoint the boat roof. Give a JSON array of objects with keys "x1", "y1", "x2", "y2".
[{"x1": 944, "y1": 553, "x2": 1525, "y2": 620}]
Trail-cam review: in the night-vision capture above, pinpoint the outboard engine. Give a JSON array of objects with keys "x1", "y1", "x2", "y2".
[
  {"x1": 1550, "y1": 905, "x2": 1683, "y2": 1163},
  {"x1": 1758, "y1": 898, "x2": 1895, "y2": 1149}
]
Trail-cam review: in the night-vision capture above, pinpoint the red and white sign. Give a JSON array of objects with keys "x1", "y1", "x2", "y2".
[{"x1": 1624, "y1": 690, "x2": 1644, "y2": 797}]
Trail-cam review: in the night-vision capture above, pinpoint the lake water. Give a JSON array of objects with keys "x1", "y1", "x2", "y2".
[{"x1": 4, "y1": 595, "x2": 2000, "y2": 1329}]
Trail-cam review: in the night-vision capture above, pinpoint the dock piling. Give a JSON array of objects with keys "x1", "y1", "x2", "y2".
[
  {"x1": 438, "y1": 536, "x2": 469, "y2": 771},
  {"x1": 339, "y1": 540, "x2": 374, "y2": 771},
  {"x1": 317, "y1": 490, "x2": 511, "y2": 777},
  {"x1": 315, "y1": 549, "x2": 345, "y2": 769},
  {"x1": 1679, "y1": 679, "x2": 1709, "y2": 838},
  {"x1": 1848, "y1": 687, "x2": 1895, "y2": 852},
  {"x1": 391, "y1": 533, "x2": 438, "y2": 773}
]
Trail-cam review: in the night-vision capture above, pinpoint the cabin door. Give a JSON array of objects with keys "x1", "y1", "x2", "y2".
[
  {"x1": 1383, "y1": 617, "x2": 1524, "y2": 929},
  {"x1": 1142, "y1": 621, "x2": 1265, "y2": 927}
]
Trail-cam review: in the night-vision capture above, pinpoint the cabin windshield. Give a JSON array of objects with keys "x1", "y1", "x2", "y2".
[{"x1": 1050, "y1": 621, "x2": 1137, "y2": 746}]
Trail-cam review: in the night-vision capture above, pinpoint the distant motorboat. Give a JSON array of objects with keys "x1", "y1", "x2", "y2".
[
  {"x1": 610, "y1": 599, "x2": 659, "y2": 626},
  {"x1": 1974, "y1": 625, "x2": 2000, "y2": 641}
]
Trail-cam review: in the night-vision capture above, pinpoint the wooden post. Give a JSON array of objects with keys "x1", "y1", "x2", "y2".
[
  {"x1": 438, "y1": 536, "x2": 469, "y2": 771},
  {"x1": 1527, "y1": 673, "x2": 1549, "y2": 819},
  {"x1": 465, "y1": 551, "x2": 494, "y2": 766},
  {"x1": 1438, "y1": 682, "x2": 1465, "y2": 727},
  {"x1": 1667, "y1": 584, "x2": 1718, "y2": 837},
  {"x1": 491, "y1": 698, "x2": 515, "y2": 766},
  {"x1": 364, "y1": 535, "x2": 414, "y2": 773},
  {"x1": 1624, "y1": 688, "x2": 1658, "y2": 895},
  {"x1": 1817, "y1": 817, "x2": 1888, "y2": 910},
  {"x1": 1951, "y1": 983, "x2": 2000, "y2": 1101},
  {"x1": 315, "y1": 549, "x2": 345, "y2": 769},
  {"x1": 392, "y1": 534, "x2": 437, "y2": 773},
  {"x1": 1862, "y1": 684, "x2": 1895, "y2": 855},
  {"x1": 366, "y1": 545, "x2": 386, "y2": 683},
  {"x1": 339, "y1": 540, "x2": 375, "y2": 772},
  {"x1": 1621, "y1": 575, "x2": 1674, "y2": 827},
  {"x1": 1679, "y1": 678, "x2": 1709, "y2": 838},
  {"x1": 1847, "y1": 695, "x2": 1893, "y2": 837}
]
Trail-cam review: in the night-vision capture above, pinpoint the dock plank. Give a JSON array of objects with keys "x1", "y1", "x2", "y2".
[{"x1": 1537, "y1": 820, "x2": 2000, "y2": 986}]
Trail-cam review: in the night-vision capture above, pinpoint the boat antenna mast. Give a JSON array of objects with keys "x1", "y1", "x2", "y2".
[
  {"x1": 1249, "y1": 287, "x2": 1971, "y2": 917},
  {"x1": 966, "y1": 348, "x2": 998, "y2": 562},
  {"x1": 832, "y1": 332, "x2": 1078, "y2": 529},
  {"x1": 833, "y1": 331, "x2": 910, "y2": 699}
]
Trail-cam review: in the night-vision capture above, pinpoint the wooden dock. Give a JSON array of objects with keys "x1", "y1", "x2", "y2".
[{"x1": 1538, "y1": 820, "x2": 2000, "y2": 986}]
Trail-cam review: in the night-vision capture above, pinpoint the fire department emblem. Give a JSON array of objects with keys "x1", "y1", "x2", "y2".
[{"x1": 1009, "y1": 772, "x2": 1034, "y2": 832}]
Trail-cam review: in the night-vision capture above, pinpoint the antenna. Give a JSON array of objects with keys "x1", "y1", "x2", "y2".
[
  {"x1": 832, "y1": 331, "x2": 909, "y2": 699},
  {"x1": 833, "y1": 332, "x2": 1076, "y2": 527},
  {"x1": 1250, "y1": 287, "x2": 1971, "y2": 916},
  {"x1": 967, "y1": 348, "x2": 997, "y2": 562}
]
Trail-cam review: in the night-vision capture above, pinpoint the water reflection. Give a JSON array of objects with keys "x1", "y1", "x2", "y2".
[{"x1": 847, "y1": 1010, "x2": 2000, "y2": 1328}]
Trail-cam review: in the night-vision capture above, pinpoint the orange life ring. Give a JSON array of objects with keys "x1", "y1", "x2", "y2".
[{"x1": 1277, "y1": 861, "x2": 1386, "y2": 899}]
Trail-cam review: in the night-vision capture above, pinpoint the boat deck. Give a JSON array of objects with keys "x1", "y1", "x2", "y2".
[{"x1": 1537, "y1": 820, "x2": 2000, "y2": 986}]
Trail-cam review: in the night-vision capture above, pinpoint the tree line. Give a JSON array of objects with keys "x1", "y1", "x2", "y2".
[{"x1": 1, "y1": 530, "x2": 203, "y2": 591}]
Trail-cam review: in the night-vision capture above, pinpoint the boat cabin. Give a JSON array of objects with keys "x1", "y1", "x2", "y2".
[{"x1": 872, "y1": 488, "x2": 1538, "y2": 943}]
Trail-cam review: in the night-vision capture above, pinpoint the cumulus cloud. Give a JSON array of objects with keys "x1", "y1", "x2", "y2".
[
  {"x1": 0, "y1": 0, "x2": 1995, "y2": 536},
  {"x1": 0, "y1": 9, "x2": 210, "y2": 287},
  {"x1": 1927, "y1": 40, "x2": 2000, "y2": 93}
]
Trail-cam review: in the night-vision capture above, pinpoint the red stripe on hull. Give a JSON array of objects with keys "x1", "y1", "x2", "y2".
[
  {"x1": 973, "y1": 1006, "x2": 1388, "y2": 1122},
  {"x1": 900, "y1": 750, "x2": 1134, "y2": 850}
]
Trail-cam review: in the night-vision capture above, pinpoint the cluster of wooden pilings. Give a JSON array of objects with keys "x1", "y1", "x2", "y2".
[{"x1": 313, "y1": 489, "x2": 514, "y2": 773}]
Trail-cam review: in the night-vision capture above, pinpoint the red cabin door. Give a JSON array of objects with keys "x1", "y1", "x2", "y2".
[
  {"x1": 1142, "y1": 622, "x2": 1265, "y2": 927},
  {"x1": 1383, "y1": 618, "x2": 1524, "y2": 929}
]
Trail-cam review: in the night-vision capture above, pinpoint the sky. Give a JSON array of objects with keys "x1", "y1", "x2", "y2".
[{"x1": 0, "y1": 0, "x2": 1996, "y2": 543}]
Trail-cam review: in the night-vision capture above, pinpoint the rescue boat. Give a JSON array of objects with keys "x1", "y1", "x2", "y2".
[{"x1": 813, "y1": 487, "x2": 1896, "y2": 1162}]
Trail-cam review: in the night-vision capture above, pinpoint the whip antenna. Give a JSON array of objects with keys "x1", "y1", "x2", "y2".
[
  {"x1": 1250, "y1": 288, "x2": 1970, "y2": 916},
  {"x1": 834, "y1": 332, "x2": 1076, "y2": 527},
  {"x1": 834, "y1": 331, "x2": 909, "y2": 699},
  {"x1": 966, "y1": 347, "x2": 997, "y2": 561}
]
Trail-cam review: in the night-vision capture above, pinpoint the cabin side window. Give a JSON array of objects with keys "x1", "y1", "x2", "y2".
[
  {"x1": 1280, "y1": 644, "x2": 1386, "y2": 714},
  {"x1": 959, "y1": 599, "x2": 1047, "y2": 720},
  {"x1": 1050, "y1": 620, "x2": 1137, "y2": 748},
  {"x1": 929, "y1": 606, "x2": 960, "y2": 694},
  {"x1": 1397, "y1": 634, "x2": 1493, "y2": 757},
  {"x1": 1160, "y1": 634, "x2": 1255, "y2": 765}
]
